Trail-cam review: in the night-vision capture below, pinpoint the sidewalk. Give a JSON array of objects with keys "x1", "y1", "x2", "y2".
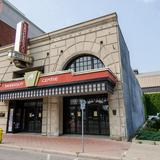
[
  {"x1": 0, "y1": 134, "x2": 130, "y2": 160},
  {"x1": 123, "y1": 143, "x2": 160, "y2": 160}
]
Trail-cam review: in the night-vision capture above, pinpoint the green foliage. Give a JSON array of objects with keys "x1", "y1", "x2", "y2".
[
  {"x1": 142, "y1": 95, "x2": 148, "y2": 119},
  {"x1": 146, "y1": 119, "x2": 160, "y2": 131},
  {"x1": 136, "y1": 93, "x2": 160, "y2": 141},
  {"x1": 136, "y1": 129, "x2": 160, "y2": 141},
  {"x1": 144, "y1": 93, "x2": 160, "y2": 115},
  {"x1": 136, "y1": 119, "x2": 160, "y2": 141}
]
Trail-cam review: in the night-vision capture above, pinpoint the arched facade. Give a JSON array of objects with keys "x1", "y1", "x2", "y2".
[
  {"x1": 0, "y1": 13, "x2": 144, "y2": 141},
  {"x1": 62, "y1": 55, "x2": 110, "y2": 135}
]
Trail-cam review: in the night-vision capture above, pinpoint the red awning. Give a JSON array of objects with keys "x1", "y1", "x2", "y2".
[{"x1": 0, "y1": 68, "x2": 117, "y2": 101}]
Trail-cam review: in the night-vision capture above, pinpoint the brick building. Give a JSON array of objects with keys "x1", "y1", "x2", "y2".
[
  {"x1": 0, "y1": 13, "x2": 144, "y2": 140},
  {"x1": 0, "y1": 20, "x2": 15, "y2": 46}
]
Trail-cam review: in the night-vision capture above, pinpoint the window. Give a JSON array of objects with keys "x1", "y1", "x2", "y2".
[{"x1": 64, "y1": 55, "x2": 105, "y2": 72}]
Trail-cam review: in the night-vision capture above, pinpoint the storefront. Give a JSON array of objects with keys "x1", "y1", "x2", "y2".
[
  {"x1": 0, "y1": 13, "x2": 144, "y2": 140},
  {"x1": 1, "y1": 68, "x2": 116, "y2": 135}
]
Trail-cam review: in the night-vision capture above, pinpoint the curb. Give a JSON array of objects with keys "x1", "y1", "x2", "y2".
[
  {"x1": 0, "y1": 144, "x2": 121, "y2": 160},
  {"x1": 132, "y1": 138, "x2": 160, "y2": 146}
]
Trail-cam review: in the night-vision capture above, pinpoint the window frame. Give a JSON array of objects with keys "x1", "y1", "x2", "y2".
[{"x1": 64, "y1": 55, "x2": 105, "y2": 72}]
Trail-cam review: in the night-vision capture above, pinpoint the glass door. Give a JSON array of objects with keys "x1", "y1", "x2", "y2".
[
  {"x1": 34, "y1": 101, "x2": 42, "y2": 133},
  {"x1": 63, "y1": 95, "x2": 109, "y2": 135},
  {"x1": 7, "y1": 100, "x2": 43, "y2": 133},
  {"x1": 23, "y1": 100, "x2": 42, "y2": 133},
  {"x1": 86, "y1": 104, "x2": 99, "y2": 134}
]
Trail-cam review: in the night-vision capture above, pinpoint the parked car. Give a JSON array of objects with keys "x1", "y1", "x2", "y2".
[{"x1": 148, "y1": 113, "x2": 160, "y2": 121}]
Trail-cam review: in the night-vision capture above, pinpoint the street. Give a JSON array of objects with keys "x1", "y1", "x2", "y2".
[{"x1": 0, "y1": 147, "x2": 108, "y2": 160}]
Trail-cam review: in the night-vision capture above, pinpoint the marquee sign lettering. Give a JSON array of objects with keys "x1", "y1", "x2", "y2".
[
  {"x1": 14, "y1": 21, "x2": 28, "y2": 54},
  {"x1": 8, "y1": 21, "x2": 33, "y2": 68}
]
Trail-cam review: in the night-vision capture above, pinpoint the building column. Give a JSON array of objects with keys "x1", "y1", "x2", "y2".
[
  {"x1": 42, "y1": 98, "x2": 47, "y2": 135},
  {"x1": 42, "y1": 96, "x2": 63, "y2": 136},
  {"x1": 108, "y1": 84, "x2": 127, "y2": 140}
]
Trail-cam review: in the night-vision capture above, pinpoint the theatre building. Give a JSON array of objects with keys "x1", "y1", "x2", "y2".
[{"x1": 0, "y1": 13, "x2": 144, "y2": 140}]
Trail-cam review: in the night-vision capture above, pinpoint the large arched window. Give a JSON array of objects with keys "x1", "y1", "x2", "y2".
[{"x1": 64, "y1": 55, "x2": 105, "y2": 72}]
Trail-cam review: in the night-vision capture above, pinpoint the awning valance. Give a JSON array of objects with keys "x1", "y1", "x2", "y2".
[{"x1": 0, "y1": 68, "x2": 117, "y2": 101}]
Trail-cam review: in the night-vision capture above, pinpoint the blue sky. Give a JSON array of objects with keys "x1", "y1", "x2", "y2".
[{"x1": 7, "y1": 0, "x2": 160, "y2": 73}]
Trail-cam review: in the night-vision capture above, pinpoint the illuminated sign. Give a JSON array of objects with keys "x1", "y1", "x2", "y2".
[
  {"x1": 8, "y1": 21, "x2": 33, "y2": 68},
  {"x1": 14, "y1": 21, "x2": 28, "y2": 54}
]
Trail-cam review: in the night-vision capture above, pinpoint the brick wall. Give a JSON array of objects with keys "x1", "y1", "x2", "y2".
[{"x1": 0, "y1": 20, "x2": 15, "y2": 47}]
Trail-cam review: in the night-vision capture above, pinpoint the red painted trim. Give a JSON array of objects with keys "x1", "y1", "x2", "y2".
[{"x1": 0, "y1": 70, "x2": 117, "y2": 92}]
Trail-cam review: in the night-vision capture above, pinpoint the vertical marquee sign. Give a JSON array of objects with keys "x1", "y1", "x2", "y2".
[
  {"x1": 14, "y1": 21, "x2": 29, "y2": 54},
  {"x1": 8, "y1": 21, "x2": 33, "y2": 68}
]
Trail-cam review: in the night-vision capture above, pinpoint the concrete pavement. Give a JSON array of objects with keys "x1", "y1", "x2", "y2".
[
  {"x1": 0, "y1": 134, "x2": 130, "y2": 160},
  {"x1": 1, "y1": 134, "x2": 160, "y2": 160},
  {"x1": 123, "y1": 143, "x2": 160, "y2": 160}
]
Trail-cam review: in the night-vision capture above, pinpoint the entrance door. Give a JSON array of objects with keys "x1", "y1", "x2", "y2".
[
  {"x1": 7, "y1": 99, "x2": 43, "y2": 133},
  {"x1": 86, "y1": 104, "x2": 109, "y2": 135},
  {"x1": 63, "y1": 95, "x2": 109, "y2": 135},
  {"x1": 86, "y1": 104, "x2": 100, "y2": 135},
  {"x1": 23, "y1": 101, "x2": 42, "y2": 133}
]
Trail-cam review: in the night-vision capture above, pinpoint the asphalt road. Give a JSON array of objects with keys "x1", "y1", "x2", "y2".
[{"x1": 0, "y1": 147, "x2": 103, "y2": 160}]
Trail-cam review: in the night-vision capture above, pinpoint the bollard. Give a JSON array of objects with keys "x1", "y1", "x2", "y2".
[{"x1": 0, "y1": 128, "x2": 3, "y2": 144}]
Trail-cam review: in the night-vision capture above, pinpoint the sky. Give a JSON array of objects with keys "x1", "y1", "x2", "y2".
[{"x1": 7, "y1": 0, "x2": 160, "y2": 73}]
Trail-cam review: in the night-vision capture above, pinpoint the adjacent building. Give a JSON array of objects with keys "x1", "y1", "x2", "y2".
[
  {"x1": 0, "y1": 12, "x2": 144, "y2": 140},
  {"x1": 0, "y1": 0, "x2": 44, "y2": 46},
  {"x1": 136, "y1": 71, "x2": 160, "y2": 93}
]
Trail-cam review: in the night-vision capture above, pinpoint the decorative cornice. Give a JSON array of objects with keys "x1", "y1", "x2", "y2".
[
  {"x1": 0, "y1": 12, "x2": 118, "y2": 52},
  {"x1": 29, "y1": 12, "x2": 118, "y2": 45}
]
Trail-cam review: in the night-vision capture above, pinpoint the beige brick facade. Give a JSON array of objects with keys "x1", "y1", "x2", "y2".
[{"x1": 0, "y1": 13, "x2": 144, "y2": 140}]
